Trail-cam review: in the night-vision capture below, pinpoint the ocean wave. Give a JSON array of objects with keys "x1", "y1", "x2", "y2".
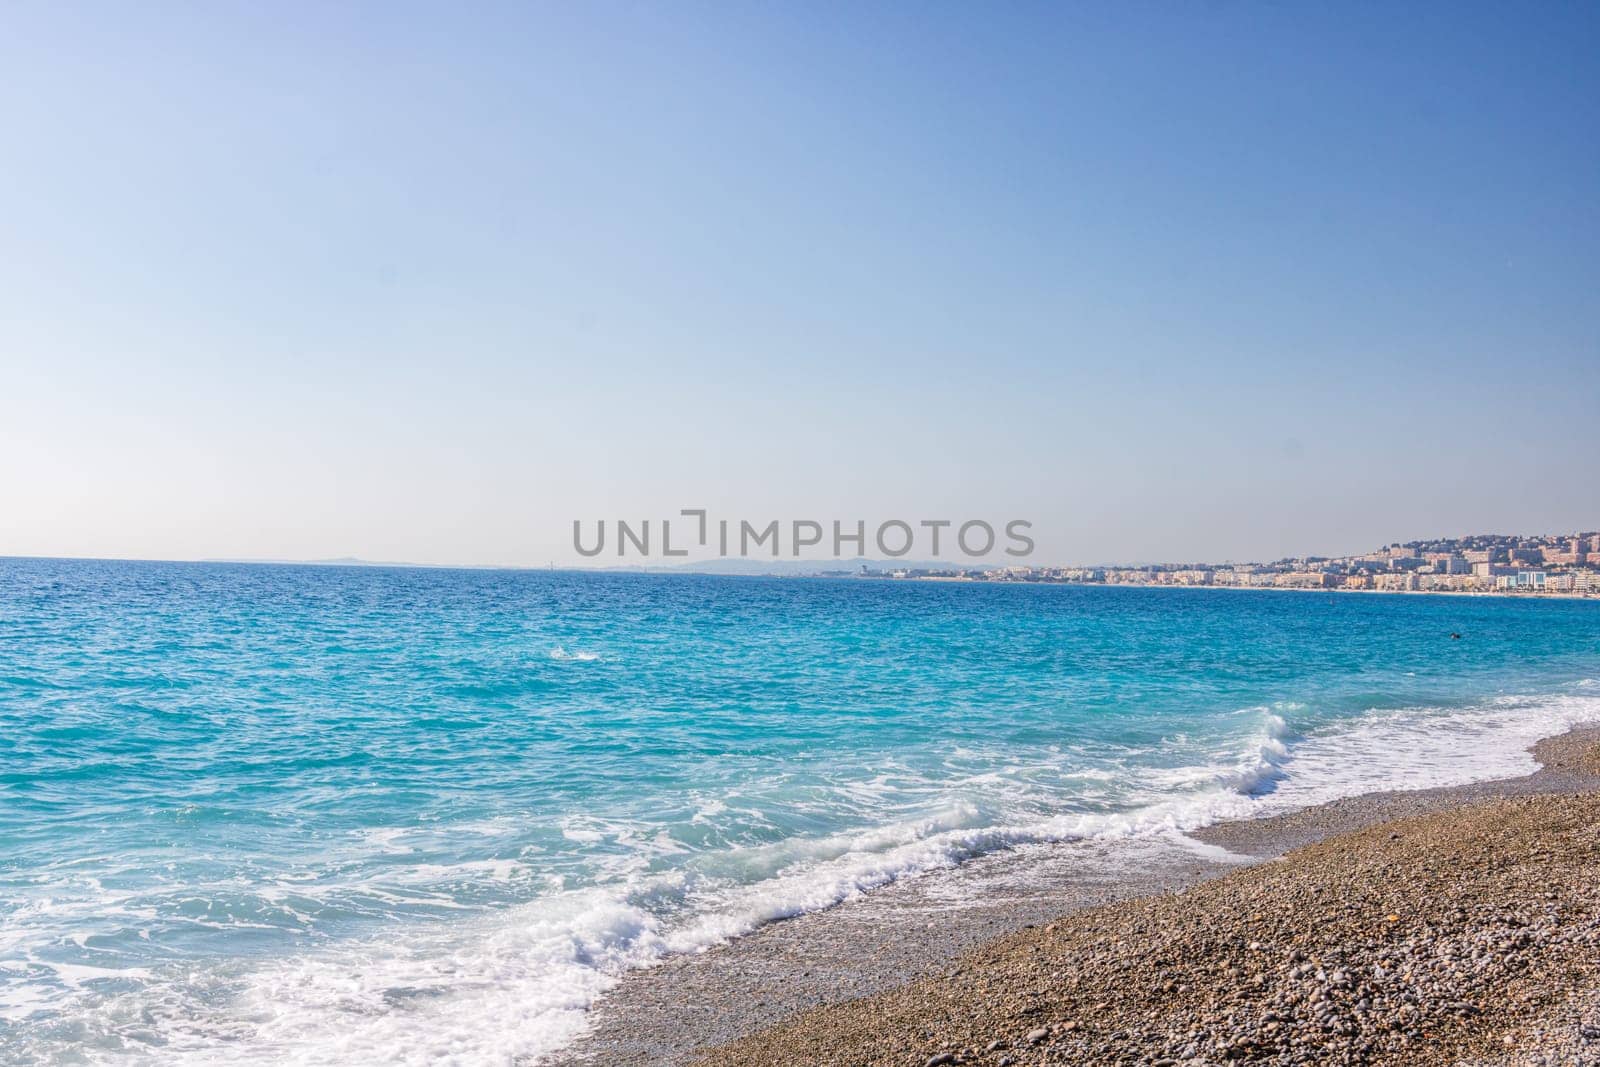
[
  {"x1": 13, "y1": 689, "x2": 1600, "y2": 1066},
  {"x1": 1219, "y1": 711, "x2": 1294, "y2": 797},
  {"x1": 1255, "y1": 689, "x2": 1600, "y2": 811}
]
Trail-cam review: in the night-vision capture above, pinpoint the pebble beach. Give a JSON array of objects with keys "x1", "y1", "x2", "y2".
[{"x1": 561, "y1": 728, "x2": 1600, "y2": 1066}]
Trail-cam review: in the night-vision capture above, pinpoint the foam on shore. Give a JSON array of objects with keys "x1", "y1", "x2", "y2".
[{"x1": 52, "y1": 684, "x2": 1597, "y2": 1066}]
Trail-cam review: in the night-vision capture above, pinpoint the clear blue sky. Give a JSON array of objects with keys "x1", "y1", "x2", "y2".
[{"x1": 2, "y1": 2, "x2": 1596, "y2": 566}]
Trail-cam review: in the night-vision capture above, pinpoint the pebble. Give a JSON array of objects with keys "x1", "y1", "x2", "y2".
[{"x1": 695, "y1": 740, "x2": 1600, "y2": 1067}]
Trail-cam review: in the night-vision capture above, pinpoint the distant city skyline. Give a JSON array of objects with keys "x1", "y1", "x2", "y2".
[
  {"x1": 9, "y1": 524, "x2": 1587, "y2": 585},
  {"x1": 883, "y1": 529, "x2": 1600, "y2": 597},
  {"x1": 2, "y1": 3, "x2": 1596, "y2": 568}
]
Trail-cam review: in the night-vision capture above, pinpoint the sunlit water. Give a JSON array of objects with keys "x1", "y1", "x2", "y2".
[{"x1": 2, "y1": 559, "x2": 1598, "y2": 1063}]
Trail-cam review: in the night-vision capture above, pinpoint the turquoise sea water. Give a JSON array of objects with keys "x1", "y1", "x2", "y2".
[{"x1": 2, "y1": 558, "x2": 1598, "y2": 1064}]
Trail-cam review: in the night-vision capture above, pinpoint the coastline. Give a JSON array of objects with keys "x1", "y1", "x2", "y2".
[
  {"x1": 891, "y1": 576, "x2": 1600, "y2": 603},
  {"x1": 549, "y1": 726, "x2": 1600, "y2": 1066}
]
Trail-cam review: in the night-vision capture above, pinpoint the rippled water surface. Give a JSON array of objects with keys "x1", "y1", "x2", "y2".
[{"x1": 2, "y1": 559, "x2": 1597, "y2": 1063}]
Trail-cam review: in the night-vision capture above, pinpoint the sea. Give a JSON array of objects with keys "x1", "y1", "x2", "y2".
[{"x1": 2, "y1": 558, "x2": 1598, "y2": 1064}]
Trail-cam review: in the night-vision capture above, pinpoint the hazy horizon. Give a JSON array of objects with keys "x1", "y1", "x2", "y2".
[
  {"x1": 3, "y1": 3, "x2": 1596, "y2": 567},
  {"x1": 6, "y1": 520, "x2": 1597, "y2": 575}
]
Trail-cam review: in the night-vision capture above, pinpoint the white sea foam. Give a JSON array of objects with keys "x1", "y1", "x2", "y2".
[
  {"x1": 1254, "y1": 688, "x2": 1600, "y2": 811},
  {"x1": 548, "y1": 646, "x2": 601, "y2": 662},
  {"x1": 15, "y1": 686, "x2": 1600, "y2": 1066}
]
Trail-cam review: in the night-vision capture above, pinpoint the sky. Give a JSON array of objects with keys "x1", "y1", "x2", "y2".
[{"x1": 2, "y1": 2, "x2": 1596, "y2": 567}]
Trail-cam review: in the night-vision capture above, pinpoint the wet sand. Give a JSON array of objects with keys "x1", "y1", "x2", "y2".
[{"x1": 550, "y1": 727, "x2": 1600, "y2": 1066}]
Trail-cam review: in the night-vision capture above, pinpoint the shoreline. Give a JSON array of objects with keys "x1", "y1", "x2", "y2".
[
  {"x1": 549, "y1": 725, "x2": 1600, "y2": 1066},
  {"x1": 892, "y1": 577, "x2": 1600, "y2": 603}
]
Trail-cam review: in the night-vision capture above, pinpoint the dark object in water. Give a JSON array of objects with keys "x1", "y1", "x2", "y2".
[{"x1": 1450, "y1": 632, "x2": 1462, "y2": 639}]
